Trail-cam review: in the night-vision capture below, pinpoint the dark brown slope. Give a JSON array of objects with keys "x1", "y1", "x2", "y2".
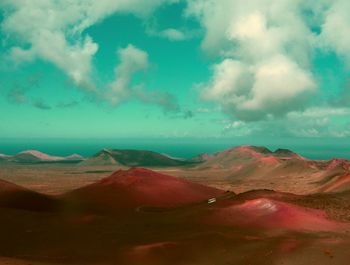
[
  {"x1": 80, "y1": 148, "x2": 195, "y2": 167},
  {"x1": 0, "y1": 179, "x2": 58, "y2": 212},
  {"x1": 64, "y1": 168, "x2": 225, "y2": 212}
]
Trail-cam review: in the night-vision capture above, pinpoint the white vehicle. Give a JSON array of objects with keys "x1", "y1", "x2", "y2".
[{"x1": 207, "y1": 198, "x2": 216, "y2": 204}]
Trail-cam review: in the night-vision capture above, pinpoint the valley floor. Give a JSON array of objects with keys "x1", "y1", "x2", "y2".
[
  {"x1": 1, "y1": 164, "x2": 350, "y2": 265},
  {"x1": 0, "y1": 163, "x2": 330, "y2": 195}
]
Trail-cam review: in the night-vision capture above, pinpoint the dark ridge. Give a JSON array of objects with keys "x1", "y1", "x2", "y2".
[
  {"x1": 0, "y1": 179, "x2": 60, "y2": 212},
  {"x1": 274, "y1": 148, "x2": 297, "y2": 156},
  {"x1": 91, "y1": 149, "x2": 196, "y2": 167},
  {"x1": 248, "y1": 146, "x2": 272, "y2": 154}
]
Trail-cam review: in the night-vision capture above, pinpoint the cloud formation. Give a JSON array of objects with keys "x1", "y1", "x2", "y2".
[
  {"x1": 0, "y1": 0, "x2": 177, "y2": 88},
  {"x1": 106, "y1": 44, "x2": 179, "y2": 112},
  {"x1": 1, "y1": 0, "x2": 181, "y2": 111},
  {"x1": 108, "y1": 44, "x2": 149, "y2": 105},
  {"x1": 186, "y1": 0, "x2": 350, "y2": 121},
  {"x1": 320, "y1": 0, "x2": 350, "y2": 63},
  {"x1": 7, "y1": 86, "x2": 27, "y2": 104},
  {"x1": 159, "y1": 28, "x2": 187, "y2": 41},
  {"x1": 221, "y1": 105, "x2": 350, "y2": 138},
  {"x1": 3, "y1": 0, "x2": 350, "y2": 124},
  {"x1": 33, "y1": 99, "x2": 52, "y2": 110}
]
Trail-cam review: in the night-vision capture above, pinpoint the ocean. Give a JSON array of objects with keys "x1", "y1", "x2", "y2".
[{"x1": 1, "y1": 138, "x2": 350, "y2": 160}]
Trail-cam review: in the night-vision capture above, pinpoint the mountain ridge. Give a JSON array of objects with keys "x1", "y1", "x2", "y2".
[{"x1": 80, "y1": 148, "x2": 196, "y2": 167}]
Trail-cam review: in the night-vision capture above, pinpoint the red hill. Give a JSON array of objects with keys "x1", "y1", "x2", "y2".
[
  {"x1": 0, "y1": 179, "x2": 58, "y2": 212},
  {"x1": 65, "y1": 168, "x2": 225, "y2": 212},
  {"x1": 0, "y1": 179, "x2": 25, "y2": 193},
  {"x1": 200, "y1": 190, "x2": 349, "y2": 232}
]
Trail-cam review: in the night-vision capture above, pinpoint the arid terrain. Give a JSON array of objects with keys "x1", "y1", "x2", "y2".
[{"x1": 0, "y1": 146, "x2": 350, "y2": 265}]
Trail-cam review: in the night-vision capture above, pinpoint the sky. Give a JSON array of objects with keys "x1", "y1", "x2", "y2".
[{"x1": 1, "y1": 0, "x2": 350, "y2": 145}]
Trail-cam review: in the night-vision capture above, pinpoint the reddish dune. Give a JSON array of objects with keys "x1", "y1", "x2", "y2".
[
  {"x1": 0, "y1": 179, "x2": 58, "y2": 212},
  {"x1": 205, "y1": 197, "x2": 345, "y2": 232},
  {"x1": 0, "y1": 179, "x2": 26, "y2": 193},
  {"x1": 65, "y1": 168, "x2": 225, "y2": 211}
]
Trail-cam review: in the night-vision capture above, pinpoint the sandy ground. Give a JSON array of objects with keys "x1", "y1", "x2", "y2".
[
  {"x1": 0, "y1": 164, "x2": 120, "y2": 195},
  {"x1": 0, "y1": 163, "x2": 334, "y2": 195}
]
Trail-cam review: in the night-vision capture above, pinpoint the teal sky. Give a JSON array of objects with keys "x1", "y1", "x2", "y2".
[{"x1": 1, "y1": 1, "x2": 350, "y2": 144}]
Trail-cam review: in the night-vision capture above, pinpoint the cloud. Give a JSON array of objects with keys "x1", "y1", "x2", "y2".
[
  {"x1": 56, "y1": 101, "x2": 79, "y2": 108},
  {"x1": 320, "y1": 0, "x2": 350, "y2": 63},
  {"x1": 185, "y1": 0, "x2": 350, "y2": 121},
  {"x1": 7, "y1": 86, "x2": 27, "y2": 104},
  {"x1": 169, "y1": 109, "x2": 195, "y2": 119},
  {"x1": 186, "y1": 0, "x2": 318, "y2": 121},
  {"x1": 106, "y1": 44, "x2": 179, "y2": 112},
  {"x1": 144, "y1": 14, "x2": 196, "y2": 42},
  {"x1": 201, "y1": 56, "x2": 315, "y2": 121},
  {"x1": 159, "y1": 28, "x2": 187, "y2": 41},
  {"x1": 287, "y1": 106, "x2": 350, "y2": 119},
  {"x1": 1, "y1": 1, "x2": 182, "y2": 111},
  {"x1": 221, "y1": 105, "x2": 350, "y2": 138},
  {"x1": 134, "y1": 89, "x2": 180, "y2": 112},
  {"x1": 329, "y1": 79, "x2": 350, "y2": 106},
  {"x1": 0, "y1": 0, "x2": 177, "y2": 88},
  {"x1": 33, "y1": 99, "x2": 51, "y2": 110},
  {"x1": 108, "y1": 44, "x2": 149, "y2": 105},
  {"x1": 146, "y1": 25, "x2": 193, "y2": 41},
  {"x1": 5, "y1": 71, "x2": 43, "y2": 105}
]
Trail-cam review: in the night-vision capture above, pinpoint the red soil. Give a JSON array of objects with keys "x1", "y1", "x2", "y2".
[
  {"x1": 236, "y1": 146, "x2": 264, "y2": 157},
  {"x1": 66, "y1": 168, "x2": 225, "y2": 210},
  {"x1": 258, "y1": 156, "x2": 280, "y2": 164},
  {"x1": 321, "y1": 174, "x2": 350, "y2": 192},
  {"x1": 0, "y1": 179, "x2": 25, "y2": 193},
  {"x1": 0, "y1": 179, "x2": 58, "y2": 212},
  {"x1": 205, "y1": 198, "x2": 345, "y2": 232}
]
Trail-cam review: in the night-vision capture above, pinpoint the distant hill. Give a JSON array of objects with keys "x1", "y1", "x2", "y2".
[
  {"x1": 193, "y1": 145, "x2": 304, "y2": 168},
  {"x1": 191, "y1": 145, "x2": 350, "y2": 193},
  {"x1": 64, "y1": 167, "x2": 225, "y2": 212},
  {"x1": 0, "y1": 150, "x2": 84, "y2": 164},
  {"x1": 194, "y1": 145, "x2": 302, "y2": 165},
  {"x1": 0, "y1": 154, "x2": 10, "y2": 162},
  {"x1": 202, "y1": 189, "x2": 345, "y2": 232},
  {"x1": 79, "y1": 148, "x2": 196, "y2": 167}
]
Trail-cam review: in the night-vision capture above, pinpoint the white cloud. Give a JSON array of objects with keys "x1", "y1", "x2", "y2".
[
  {"x1": 202, "y1": 55, "x2": 315, "y2": 120},
  {"x1": 145, "y1": 23, "x2": 194, "y2": 42},
  {"x1": 201, "y1": 59, "x2": 249, "y2": 101},
  {"x1": 108, "y1": 44, "x2": 149, "y2": 105},
  {"x1": 159, "y1": 28, "x2": 187, "y2": 41},
  {"x1": 285, "y1": 106, "x2": 350, "y2": 138},
  {"x1": 1, "y1": 0, "x2": 177, "y2": 88},
  {"x1": 186, "y1": 0, "x2": 321, "y2": 121},
  {"x1": 320, "y1": 0, "x2": 350, "y2": 63},
  {"x1": 221, "y1": 106, "x2": 350, "y2": 138},
  {"x1": 107, "y1": 44, "x2": 179, "y2": 111},
  {"x1": 287, "y1": 106, "x2": 350, "y2": 119},
  {"x1": 241, "y1": 55, "x2": 315, "y2": 112}
]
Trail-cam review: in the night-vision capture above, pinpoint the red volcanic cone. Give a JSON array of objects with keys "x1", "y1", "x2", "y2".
[{"x1": 65, "y1": 168, "x2": 225, "y2": 212}]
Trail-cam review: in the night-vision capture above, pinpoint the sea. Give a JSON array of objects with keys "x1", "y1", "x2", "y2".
[{"x1": 1, "y1": 138, "x2": 350, "y2": 160}]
